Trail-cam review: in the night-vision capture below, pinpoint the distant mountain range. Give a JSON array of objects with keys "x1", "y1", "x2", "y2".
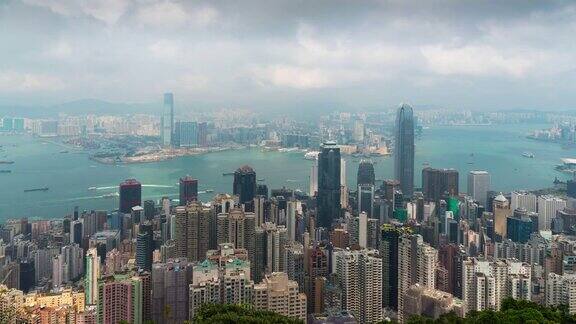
[{"x1": 0, "y1": 99, "x2": 158, "y2": 117}]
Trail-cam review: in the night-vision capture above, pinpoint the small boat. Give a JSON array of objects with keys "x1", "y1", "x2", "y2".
[
  {"x1": 222, "y1": 172, "x2": 234, "y2": 176},
  {"x1": 0, "y1": 170, "x2": 11, "y2": 173},
  {"x1": 60, "y1": 150, "x2": 69, "y2": 154},
  {"x1": 24, "y1": 187, "x2": 49, "y2": 192},
  {"x1": 0, "y1": 161, "x2": 14, "y2": 164},
  {"x1": 257, "y1": 178, "x2": 265, "y2": 182},
  {"x1": 102, "y1": 193, "x2": 119, "y2": 198},
  {"x1": 522, "y1": 152, "x2": 535, "y2": 158},
  {"x1": 205, "y1": 189, "x2": 214, "y2": 193},
  {"x1": 88, "y1": 187, "x2": 97, "y2": 191}
]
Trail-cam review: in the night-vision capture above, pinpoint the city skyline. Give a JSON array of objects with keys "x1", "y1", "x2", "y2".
[{"x1": 2, "y1": 1, "x2": 576, "y2": 323}]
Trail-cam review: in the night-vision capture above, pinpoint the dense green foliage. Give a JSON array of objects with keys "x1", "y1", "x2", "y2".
[
  {"x1": 406, "y1": 298, "x2": 576, "y2": 324},
  {"x1": 193, "y1": 304, "x2": 303, "y2": 324}
]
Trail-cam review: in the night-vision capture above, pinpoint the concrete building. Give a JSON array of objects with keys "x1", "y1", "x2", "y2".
[
  {"x1": 511, "y1": 191, "x2": 537, "y2": 213},
  {"x1": 546, "y1": 273, "x2": 576, "y2": 314},
  {"x1": 152, "y1": 259, "x2": 193, "y2": 324},
  {"x1": 493, "y1": 194, "x2": 511, "y2": 238},
  {"x1": 97, "y1": 274, "x2": 143, "y2": 324},
  {"x1": 334, "y1": 249, "x2": 383, "y2": 323},
  {"x1": 462, "y1": 258, "x2": 531, "y2": 313},
  {"x1": 174, "y1": 202, "x2": 212, "y2": 262},
  {"x1": 253, "y1": 272, "x2": 307, "y2": 321},
  {"x1": 403, "y1": 284, "x2": 464, "y2": 320},
  {"x1": 397, "y1": 234, "x2": 438, "y2": 322},
  {"x1": 538, "y1": 195, "x2": 566, "y2": 231}
]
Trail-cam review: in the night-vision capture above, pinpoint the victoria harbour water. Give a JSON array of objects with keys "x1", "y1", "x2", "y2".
[{"x1": 0, "y1": 123, "x2": 574, "y2": 221}]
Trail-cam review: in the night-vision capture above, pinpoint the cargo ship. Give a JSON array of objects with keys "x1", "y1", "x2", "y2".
[{"x1": 24, "y1": 187, "x2": 49, "y2": 192}]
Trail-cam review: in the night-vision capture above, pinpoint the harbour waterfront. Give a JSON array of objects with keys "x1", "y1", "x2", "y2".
[{"x1": 0, "y1": 123, "x2": 574, "y2": 220}]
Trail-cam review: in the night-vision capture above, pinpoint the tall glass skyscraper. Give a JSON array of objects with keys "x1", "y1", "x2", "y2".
[
  {"x1": 317, "y1": 141, "x2": 341, "y2": 228},
  {"x1": 161, "y1": 93, "x2": 174, "y2": 147},
  {"x1": 394, "y1": 103, "x2": 415, "y2": 197}
]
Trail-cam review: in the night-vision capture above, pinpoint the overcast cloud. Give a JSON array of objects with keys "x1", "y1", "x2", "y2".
[{"x1": 1, "y1": 0, "x2": 576, "y2": 111}]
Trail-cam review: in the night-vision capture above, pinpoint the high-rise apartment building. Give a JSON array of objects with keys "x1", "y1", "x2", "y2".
[
  {"x1": 85, "y1": 248, "x2": 100, "y2": 305},
  {"x1": 151, "y1": 259, "x2": 193, "y2": 324},
  {"x1": 398, "y1": 234, "x2": 438, "y2": 322},
  {"x1": 538, "y1": 195, "x2": 566, "y2": 231},
  {"x1": 189, "y1": 258, "x2": 253, "y2": 320},
  {"x1": 395, "y1": 103, "x2": 415, "y2": 197},
  {"x1": 97, "y1": 274, "x2": 143, "y2": 324},
  {"x1": 462, "y1": 258, "x2": 531, "y2": 313},
  {"x1": 334, "y1": 249, "x2": 383, "y2": 323},
  {"x1": 174, "y1": 202, "x2": 212, "y2": 262},
  {"x1": 546, "y1": 273, "x2": 576, "y2": 314},
  {"x1": 510, "y1": 191, "x2": 537, "y2": 213},
  {"x1": 253, "y1": 272, "x2": 307, "y2": 321}
]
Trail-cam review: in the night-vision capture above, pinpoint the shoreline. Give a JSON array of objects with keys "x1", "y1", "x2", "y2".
[{"x1": 89, "y1": 146, "x2": 243, "y2": 164}]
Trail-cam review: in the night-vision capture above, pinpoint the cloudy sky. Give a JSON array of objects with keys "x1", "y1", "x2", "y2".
[{"x1": 1, "y1": 0, "x2": 576, "y2": 111}]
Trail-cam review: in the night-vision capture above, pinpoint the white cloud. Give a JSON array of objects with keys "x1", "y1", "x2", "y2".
[
  {"x1": 147, "y1": 40, "x2": 182, "y2": 60},
  {"x1": 135, "y1": 1, "x2": 189, "y2": 28},
  {"x1": 22, "y1": 0, "x2": 131, "y2": 25},
  {"x1": 45, "y1": 40, "x2": 73, "y2": 59},
  {"x1": 191, "y1": 6, "x2": 218, "y2": 26},
  {"x1": 252, "y1": 65, "x2": 330, "y2": 89},
  {"x1": 0, "y1": 71, "x2": 66, "y2": 92},
  {"x1": 421, "y1": 45, "x2": 535, "y2": 77}
]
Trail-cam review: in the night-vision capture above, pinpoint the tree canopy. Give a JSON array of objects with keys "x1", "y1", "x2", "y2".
[
  {"x1": 406, "y1": 298, "x2": 576, "y2": 324},
  {"x1": 192, "y1": 304, "x2": 304, "y2": 324}
]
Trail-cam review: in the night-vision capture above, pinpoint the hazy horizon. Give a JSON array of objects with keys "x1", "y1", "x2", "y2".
[{"x1": 2, "y1": 0, "x2": 576, "y2": 112}]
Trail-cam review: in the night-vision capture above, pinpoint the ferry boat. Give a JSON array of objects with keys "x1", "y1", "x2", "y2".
[
  {"x1": 304, "y1": 151, "x2": 319, "y2": 160},
  {"x1": 24, "y1": 187, "x2": 49, "y2": 192},
  {"x1": 522, "y1": 152, "x2": 535, "y2": 158}
]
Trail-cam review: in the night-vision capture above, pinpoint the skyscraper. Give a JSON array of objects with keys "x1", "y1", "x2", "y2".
[
  {"x1": 179, "y1": 176, "x2": 198, "y2": 206},
  {"x1": 394, "y1": 103, "x2": 415, "y2": 197},
  {"x1": 161, "y1": 93, "x2": 174, "y2": 147},
  {"x1": 358, "y1": 184, "x2": 375, "y2": 218},
  {"x1": 422, "y1": 167, "x2": 459, "y2": 202},
  {"x1": 152, "y1": 259, "x2": 193, "y2": 324},
  {"x1": 357, "y1": 159, "x2": 375, "y2": 187},
  {"x1": 538, "y1": 195, "x2": 566, "y2": 231},
  {"x1": 398, "y1": 234, "x2": 438, "y2": 322},
  {"x1": 380, "y1": 224, "x2": 404, "y2": 310},
  {"x1": 119, "y1": 179, "x2": 142, "y2": 214},
  {"x1": 334, "y1": 249, "x2": 383, "y2": 323},
  {"x1": 136, "y1": 222, "x2": 154, "y2": 271},
  {"x1": 310, "y1": 160, "x2": 318, "y2": 196},
  {"x1": 467, "y1": 170, "x2": 490, "y2": 206},
  {"x1": 233, "y1": 165, "x2": 257, "y2": 212},
  {"x1": 174, "y1": 202, "x2": 212, "y2": 262},
  {"x1": 317, "y1": 142, "x2": 341, "y2": 228},
  {"x1": 493, "y1": 193, "x2": 511, "y2": 238}
]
